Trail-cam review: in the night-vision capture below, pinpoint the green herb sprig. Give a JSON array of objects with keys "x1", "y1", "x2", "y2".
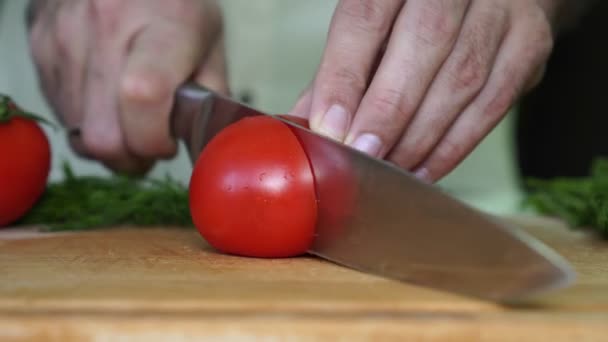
[
  {"x1": 524, "y1": 157, "x2": 608, "y2": 236},
  {"x1": 19, "y1": 163, "x2": 193, "y2": 231}
]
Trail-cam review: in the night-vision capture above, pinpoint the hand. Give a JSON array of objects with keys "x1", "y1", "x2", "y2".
[
  {"x1": 27, "y1": 0, "x2": 228, "y2": 174},
  {"x1": 292, "y1": 0, "x2": 565, "y2": 182}
]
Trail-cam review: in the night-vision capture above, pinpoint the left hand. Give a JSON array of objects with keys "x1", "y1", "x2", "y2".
[
  {"x1": 291, "y1": 0, "x2": 565, "y2": 182},
  {"x1": 27, "y1": 0, "x2": 227, "y2": 175}
]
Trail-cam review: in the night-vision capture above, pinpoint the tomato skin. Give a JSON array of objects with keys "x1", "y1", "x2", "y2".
[
  {"x1": 301, "y1": 135, "x2": 357, "y2": 247},
  {"x1": 189, "y1": 115, "x2": 317, "y2": 258},
  {"x1": 0, "y1": 116, "x2": 51, "y2": 227},
  {"x1": 279, "y1": 114, "x2": 357, "y2": 247}
]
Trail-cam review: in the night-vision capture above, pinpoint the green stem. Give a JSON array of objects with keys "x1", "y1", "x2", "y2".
[
  {"x1": 0, "y1": 94, "x2": 57, "y2": 129},
  {"x1": 0, "y1": 95, "x2": 11, "y2": 123}
]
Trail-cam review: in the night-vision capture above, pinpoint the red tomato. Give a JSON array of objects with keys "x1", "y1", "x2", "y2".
[
  {"x1": 189, "y1": 115, "x2": 318, "y2": 258},
  {"x1": 296, "y1": 129, "x2": 357, "y2": 247},
  {"x1": 0, "y1": 115, "x2": 51, "y2": 227},
  {"x1": 278, "y1": 114, "x2": 357, "y2": 246}
]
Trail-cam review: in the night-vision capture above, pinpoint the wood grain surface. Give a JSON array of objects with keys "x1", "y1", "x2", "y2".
[{"x1": 1, "y1": 215, "x2": 607, "y2": 341}]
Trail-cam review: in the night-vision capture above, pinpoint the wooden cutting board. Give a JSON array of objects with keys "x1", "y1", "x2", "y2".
[{"x1": 1, "y1": 215, "x2": 607, "y2": 341}]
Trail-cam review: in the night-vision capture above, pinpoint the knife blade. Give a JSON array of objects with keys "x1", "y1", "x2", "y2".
[{"x1": 171, "y1": 82, "x2": 575, "y2": 302}]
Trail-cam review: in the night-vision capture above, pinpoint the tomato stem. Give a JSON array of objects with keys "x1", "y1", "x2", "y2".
[{"x1": 0, "y1": 94, "x2": 57, "y2": 129}]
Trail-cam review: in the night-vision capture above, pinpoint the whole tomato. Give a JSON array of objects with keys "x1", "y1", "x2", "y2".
[
  {"x1": 0, "y1": 97, "x2": 51, "y2": 227},
  {"x1": 189, "y1": 115, "x2": 318, "y2": 258}
]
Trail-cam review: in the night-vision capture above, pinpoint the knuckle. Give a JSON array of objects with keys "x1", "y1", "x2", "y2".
[
  {"x1": 445, "y1": 8, "x2": 509, "y2": 93},
  {"x1": 447, "y1": 47, "x2": 487, "y2": 93},
  {"x1": 89, "y1": 0, "x2": 123, "y2": 33},
  {"x1": 28, "y1": 22, "x2": 50, "y2": 61},
  {"x1": 320, "y1": 66, "x2": 368, "y2": 104},
  {"x1": 120, "y1": 71, "x2": 174, "y2": 107},
  {"x1": 483, "y1": 76, "x2": 519, "y2": 119},
  {"x1": 369, "y1": 88, "x2": 410, "y2": 120},
  {"x1": 90, "y1": 0, "x2": 123, "y2": 17},
  {"x1": 119, "y1": 73, "x2": 177, "y2": 159},
  {"x1": 516, "y1": 8, "x2": 554, "y2": 64},
  {"x1": 337, "y1": 0, "x2": 394, "y2": 34},
  {"x1": 334, "y1": 67, "x2": 367, "y2": 91},
  {"x1": 54, "y1": 22, "x2": 74, "y2": 62},
  {"x1": 414, "y1": 0, "x2": 459, "y2": 47},
  {"x1": 528, "y1": 20, "x2": 554, "y2": 60}
]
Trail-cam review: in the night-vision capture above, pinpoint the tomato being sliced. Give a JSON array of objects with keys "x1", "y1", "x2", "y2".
[
  {"x1": 278, "y1": 114, "x2": 356, "y2": 244},
  {"x1": 189, "y1": 115, "x2": 318, "y2": 258}
]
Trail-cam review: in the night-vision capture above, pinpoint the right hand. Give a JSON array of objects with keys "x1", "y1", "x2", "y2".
[{"x1": 27, "y1": 0, "x2": 228, "y2": 174}]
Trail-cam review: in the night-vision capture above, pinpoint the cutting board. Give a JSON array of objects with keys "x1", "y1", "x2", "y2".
[{"x1": 1, "y1": 215, "x2": 607, "y2": 341}]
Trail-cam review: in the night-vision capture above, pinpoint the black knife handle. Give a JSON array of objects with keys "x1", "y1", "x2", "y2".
[{"x1": 170, "y1": 82, "x2": 214, "y2": 156}]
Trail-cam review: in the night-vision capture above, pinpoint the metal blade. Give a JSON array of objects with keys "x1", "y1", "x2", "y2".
[
  {"x1": 288, "y1": 124, "x2": 575, "y2": 302},
  {"x1": 171, "y1": 83, "x2": 575, "y2": 302}
]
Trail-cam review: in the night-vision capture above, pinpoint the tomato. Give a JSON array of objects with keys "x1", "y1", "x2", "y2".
[
  {"x1": 0, "y1": 104, "x2": 51, "y2": 227},
  {"x1": 278, "y1": 114, "x2": 357, "y2": 247},
  {"x1": 189, "y1": 115, "x2": 318, "y2": 258},
  {"x1": 296, "y1": 129, "x2": 357, "y2": 248}
]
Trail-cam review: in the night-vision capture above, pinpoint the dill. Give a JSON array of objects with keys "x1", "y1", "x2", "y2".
[
  {"x1": 18, "y1": 163, "x2": 193, "y2": 231},
  {"x1": 524, "y1": 157, "x2": 608, "y2": 236}
]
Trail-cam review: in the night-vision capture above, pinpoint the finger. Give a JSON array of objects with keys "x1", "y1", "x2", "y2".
[
  {"x1": 80, "y1": 3, "x2": 152, "y2": 174},
  {"x1": 52, "y1": 0, "x2": 90, "y2": 127},
  {"x1": 194, "y1": 36, "x2": 229, "y2": 96},
  {"x1": 120, "y1": 20, "x2": 213, "y2": 160},
  {"x1": 308, "y1": 0, "x2": 404, "y2": 141},
  {"x1": 28, "y1": 2, "x2": 91, "y2": 158},
  {"x1": 344, "y1": 0, "x2": 470, "y2": 157},
  {"x1": 413, "y1": 10, "x2": 554, "y2": 182},
  {"x1": 28, "y1": 7, "x2": 62, "y2": 122},
  {"x1": 387, "y1": 1, "x2": 508, "y2": 168},
  {"x1": 289, "y1": 85, "x2": 312, "y2": 118},
  {"x1": 52, "y1": 1, "x2": 92, "y2": 157}
]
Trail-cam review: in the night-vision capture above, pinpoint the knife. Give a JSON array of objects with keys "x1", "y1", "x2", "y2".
[{"x1": 171, "y1": 82, "x2": 575, "y2": 303}]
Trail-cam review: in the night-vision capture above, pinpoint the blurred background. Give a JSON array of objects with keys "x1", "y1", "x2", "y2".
[{"x1": 1, "y1": 1, "x2": 603, "y2": 216}]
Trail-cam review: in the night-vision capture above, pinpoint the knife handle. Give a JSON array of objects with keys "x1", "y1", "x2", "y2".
[{"x1": 170, "y1": 82, "x2": 214, "y2": 158}]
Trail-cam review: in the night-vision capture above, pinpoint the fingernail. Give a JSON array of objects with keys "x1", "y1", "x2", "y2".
[
  {"x1": 349, "y1": 133, "x2": 382, "y2": 157},
  {"x1": 414, "y1": 168, "x2": 431, "y2": 183},
  {"x1": 317, "y1": 104, "x2": 349, "y2": 141}
]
